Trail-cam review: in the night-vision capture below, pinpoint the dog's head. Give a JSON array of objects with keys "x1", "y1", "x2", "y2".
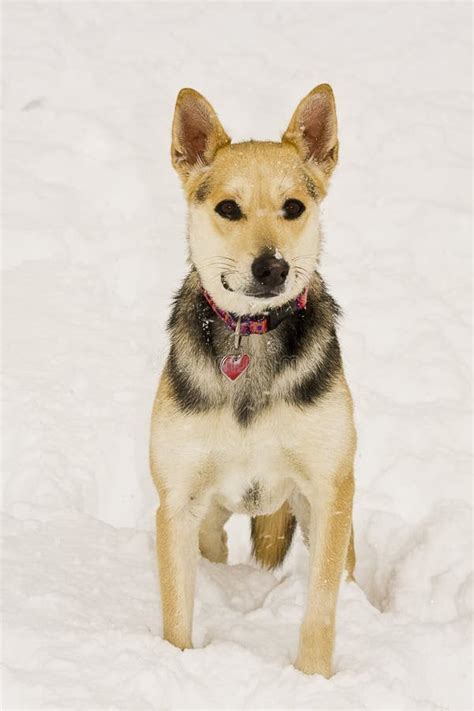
[{"x1": 171, "y1": 86, "x2": 338, "y2": 315}]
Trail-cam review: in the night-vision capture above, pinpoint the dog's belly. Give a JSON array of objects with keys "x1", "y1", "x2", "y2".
[{"x1": 213, "y1": 457, "x2": 295, "y2": 516}]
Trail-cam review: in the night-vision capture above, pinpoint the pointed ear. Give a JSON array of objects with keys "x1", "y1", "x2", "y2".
[
  {"x1": 282, "y1": 84, "x2": 338, "y2": 176},
  {"x1": 171, "y1": 88, "x2": 230, "y2": 179}
]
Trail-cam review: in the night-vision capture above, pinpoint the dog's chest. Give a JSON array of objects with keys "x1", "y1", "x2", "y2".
[
  {"x1": 214, "y1": 333, "x2": 282, "y2": 427},
  {"x1": 207, "y1": 404, "x2": 301, "y2": 516}
]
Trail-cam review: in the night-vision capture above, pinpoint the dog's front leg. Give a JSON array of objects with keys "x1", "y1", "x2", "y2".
[
  {"x1": 156, "y1": 500, "x2": 200, "y2": 650},
  {"x1": 294, "y1": 472, "x2": 354, "y2": 677}
]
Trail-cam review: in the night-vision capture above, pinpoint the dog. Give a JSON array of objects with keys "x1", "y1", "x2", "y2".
[{"x1": 150, "y1": 84, "x2": 356, "y2": 677}]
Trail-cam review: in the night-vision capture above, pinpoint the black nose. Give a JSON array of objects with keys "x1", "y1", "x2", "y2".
[{"x1": 251, "y1": 253, "x2": 289, "y2": 289}]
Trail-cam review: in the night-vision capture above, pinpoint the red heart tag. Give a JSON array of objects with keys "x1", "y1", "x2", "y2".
[{"x1": 220, "y1": 353, "x2": 250, "y2": 381}]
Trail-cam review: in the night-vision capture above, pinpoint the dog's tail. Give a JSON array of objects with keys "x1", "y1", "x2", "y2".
[{"x1": 250, "y1": 501, "x2": 296, "y2": 570}]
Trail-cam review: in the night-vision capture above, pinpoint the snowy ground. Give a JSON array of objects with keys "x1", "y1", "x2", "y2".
[{"x1": 2, "y1": 2, "x2": 472, "y2": 709}]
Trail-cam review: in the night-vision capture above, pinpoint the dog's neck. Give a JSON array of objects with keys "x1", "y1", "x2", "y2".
[
  {"x1": 202, "y1": 287, "x2": 309, "y2": 335},
  {"x1": 166, "y1": 269, "x2": 342, "y2": 426}
]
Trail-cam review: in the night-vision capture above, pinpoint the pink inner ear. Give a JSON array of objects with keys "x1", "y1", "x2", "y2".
[
  {"x1": 187, "y1": 129, "x2": 207, "y2": 164},
  {"x1": 301, "y1": 95, "x2": 334, "y2": 162},
  {"x1": 180, "y1": 107, "x2": 211, "y2": 165}
]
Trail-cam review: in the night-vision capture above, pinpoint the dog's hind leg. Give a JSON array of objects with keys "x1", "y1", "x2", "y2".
[
  {"x1": 250, "y1": 500, "x2": 296, "y2": 570},
  {"x1": 199, "y1": 501, "x2": 231, "y2": 564}
]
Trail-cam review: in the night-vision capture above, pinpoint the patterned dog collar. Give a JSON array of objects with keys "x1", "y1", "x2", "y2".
[{"x1": 202, "y1": 287, "x2": 308, "y2": 335}]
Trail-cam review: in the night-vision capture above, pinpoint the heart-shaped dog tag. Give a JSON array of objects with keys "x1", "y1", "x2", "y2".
[{"x1": 220, "y1": 353, "x2": 250, "y2": 381}]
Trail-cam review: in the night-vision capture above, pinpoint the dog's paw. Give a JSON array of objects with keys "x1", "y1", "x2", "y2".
[
  {"x1": 163, "y1": 632, "x2": 193, "y2": 651},
  {"x1": 294, "y1": 655, "x2": 332, "y2": 678}
]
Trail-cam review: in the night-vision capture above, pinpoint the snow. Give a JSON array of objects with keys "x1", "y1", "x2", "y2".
[{"x1": 2, "y1": 2, "x2": 472, "y2": 709}]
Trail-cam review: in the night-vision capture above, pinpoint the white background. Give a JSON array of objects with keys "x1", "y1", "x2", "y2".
[{"x1": 3, "y1": 2, "x2": 472, "y2": 708}]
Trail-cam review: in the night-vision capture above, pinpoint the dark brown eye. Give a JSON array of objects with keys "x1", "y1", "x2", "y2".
[
  {"x1": 215, "y1": 200, "x2": 242, "y2": 221},
  {"x1": 282, "y1": 198, "x2": 305, "y2": 220}
]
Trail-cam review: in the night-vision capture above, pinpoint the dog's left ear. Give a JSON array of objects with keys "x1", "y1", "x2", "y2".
[
  {"x1": 171, "y1": 88, "x2": 231, "y2": 180},
  {"x1": 282, "y1": 84, "x2": 338, "y2": 177}
]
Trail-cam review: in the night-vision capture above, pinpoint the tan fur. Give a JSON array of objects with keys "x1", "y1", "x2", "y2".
[
  {"x1": 152, "y1": 368, "x2": 356, "y2": 673},
  {"x1": 186, "y1": 141, "x2": 327, "y2": 317},
  {"x1": 346, "y1": 524, "x2": 356, "y2": 581},
  {"x1": 294, "y1": 472, "x2": 354, "y2": 676},
  {"x1": 150, "y1": 85, "x2": 357, "y2": 677},
  {"x1": 251, "y1": 500, "x2": 296, "y2": 570}
]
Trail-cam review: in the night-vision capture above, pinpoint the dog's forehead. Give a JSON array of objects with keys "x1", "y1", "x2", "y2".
[{"x1": 211, "y1": 141, "x2": 308, "y2": 198}]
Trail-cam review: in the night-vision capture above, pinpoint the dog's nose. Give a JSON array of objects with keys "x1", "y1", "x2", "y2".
[{"x1": 251, "y1": 253, "x2": 289, "y2": 289}]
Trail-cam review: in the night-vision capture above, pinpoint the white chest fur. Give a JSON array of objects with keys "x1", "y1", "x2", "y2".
[{"x1": 151, "y1": 374, "x2": 355, "y2": 518}]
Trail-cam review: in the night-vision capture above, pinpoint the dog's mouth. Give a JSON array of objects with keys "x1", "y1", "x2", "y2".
[{"x1": 221, "y1": 273, "x2": 285, "y2": 299}]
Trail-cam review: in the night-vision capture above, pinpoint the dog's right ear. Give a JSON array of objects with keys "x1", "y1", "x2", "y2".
[{"x1": 171, "y1": 88, "x2": 230, "y2": 180}]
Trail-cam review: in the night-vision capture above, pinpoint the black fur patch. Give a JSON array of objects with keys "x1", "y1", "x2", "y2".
[
  {"x1": 302, "y1": 172, "x2": 318, "y2": 200},
  {"x1": 287, "y1": 333, "x2": 341, "y2": 407},
  {"x1": 276, "y1": 284, "x2": 339, "y2": 360},
  {"x1": 232, "y1": 385, "x2": 271, "y2": 427},
  {"x1": 167, "y1": 348, "x2": 213, "y2": 414},
  {"x1": 234, "y1": 400, "x2": 254, "y2": 428},
  {"x1": 194, "y1": 179, "x2": 211, "y2": 203},
  {"x1": 276, "y1": 285, "x2": 342, "y2": 408},
  {"x1": 243, "y1": 481, "x2": 261, "y2": 509},
  {"x1": 167, "y1": 275, "x2": 216, "y2": 352},
  {"x1": 166, "y1": 270, "x2": 342, "y2": 424},
  {"x1": 166, "y1": 274, "x2": 219, "y2": 413}
]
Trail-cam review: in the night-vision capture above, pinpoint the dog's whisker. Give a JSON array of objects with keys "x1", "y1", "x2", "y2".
[
  {"x1": 290, "y1": 254, "x2": 317, "y2": 263},
  {"x1": 293, "y1": 265, "x2": 311, "y2": 276},
  {"x1": 203, "y1": 256, "x2": 237, "y2": 266}
]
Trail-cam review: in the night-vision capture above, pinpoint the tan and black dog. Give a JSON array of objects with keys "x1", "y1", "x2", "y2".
[{"x1": 150, "y1": 85, "x2": 356, "y2": 677}]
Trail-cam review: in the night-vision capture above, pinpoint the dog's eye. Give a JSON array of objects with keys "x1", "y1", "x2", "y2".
[
  {"x1": 282, "y1": 199, "x2": 305, "y2": 220},
  {"x1": 215, "y1": 200, "x2": 242, "y2": 221}
]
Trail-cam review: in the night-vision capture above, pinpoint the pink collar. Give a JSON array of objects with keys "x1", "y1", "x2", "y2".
[{"x1": 202, "y1": 288, "x2": 308, "y2": 335}]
